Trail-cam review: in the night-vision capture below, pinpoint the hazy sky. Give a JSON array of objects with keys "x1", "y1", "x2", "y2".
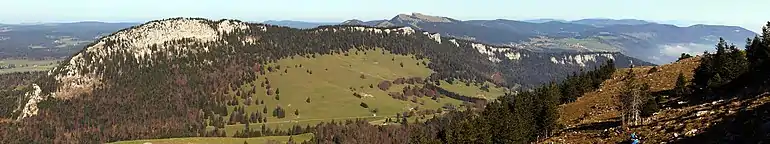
[{"x1": 1, "y1": 0, "x2": 767, "y2": 32}]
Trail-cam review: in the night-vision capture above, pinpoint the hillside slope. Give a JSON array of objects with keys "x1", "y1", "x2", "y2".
[
  {"x1": 546, "y1": 57, "x2": 770, "y2": 143},
  {"x1": 0, "y1": 18, "x2": 645, "y2": 143}
]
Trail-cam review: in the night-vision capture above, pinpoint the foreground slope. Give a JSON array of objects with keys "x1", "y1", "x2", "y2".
[{"x1": 547, "y1": 57, "x2": 770, "y2": 143}]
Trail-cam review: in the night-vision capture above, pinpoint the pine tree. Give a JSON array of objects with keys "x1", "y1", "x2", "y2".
[
  {"x1": 619, "y1": 69, "x2": 646, "y2": 127},
  {"x1": 678, "y1": 53, "x2": 693, "y2": 61},
  {"x1": 674, "y1": 72, "x2": 688, "y2": 97},
  {"x1": 483, "y1": 101, "x2": 515, "y2": 143},
  {"x1": 709, "y1": 73, "x2": 724, "y2": 88},
  {"x1": 726, "y1": 44, "x2": 748, "y2": 80},
  {"x1": 538, "y1": 83, "x2": 561, "y2": 137}
]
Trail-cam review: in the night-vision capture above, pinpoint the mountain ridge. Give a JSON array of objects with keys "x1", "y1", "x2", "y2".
[
  {"x1": 338, "y1": 13, "x2": 756, "y2": 64},
  {"x1": 13, "y1": 17, "x2": 649, "y2": 122}
]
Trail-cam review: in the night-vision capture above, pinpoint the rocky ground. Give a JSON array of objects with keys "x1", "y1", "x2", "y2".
[{"x1": 543, "y1": 57, "x2": 770, "y2": 143}]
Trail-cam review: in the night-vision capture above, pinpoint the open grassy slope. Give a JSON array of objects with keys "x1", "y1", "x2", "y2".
[
  {"x1": 210, "y1": 48, "x2": 484, "y2": 135},
  {"x1": 111, "y1": 133, "x2": 313, "y2": 144},
  {"x1": 112, "y1": 48, "x2": 504, "y2": 143}
]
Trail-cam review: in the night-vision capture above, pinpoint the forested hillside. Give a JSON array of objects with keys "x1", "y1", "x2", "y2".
[{"x1": 0, "y1": 18, "x2": 644, "y2": 143}]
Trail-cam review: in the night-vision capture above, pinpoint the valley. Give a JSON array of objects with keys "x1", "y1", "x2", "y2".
[{"x1": 0, "y1": 59, "x2": 60, "y2": 74}]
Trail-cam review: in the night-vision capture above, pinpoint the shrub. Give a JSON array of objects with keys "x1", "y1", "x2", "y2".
[
  {"x1": 647, "y1": 67, "x2": 659, "y2": 74},
  {"x1": 377, "y1": 81, "x2": 392, "y2": 91},
  {"x1": 641, "y1": 98, "x2": 659, "y2": 117}
]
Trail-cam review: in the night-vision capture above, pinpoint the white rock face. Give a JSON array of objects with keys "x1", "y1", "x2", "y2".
[
  {"x1": 449, "y1": 39, "x2": 459, "y2": 47},
  {"x1": 550, "y1": 53, "x2": 615, "y2": 66},
  {"x1": 17, "y1": 18, "x2": 253, "y2": 120},
  {"x1": 16, "y1": 84, "x2": 43, "y2": 120},
  {"x1": 320, "y1": 26, "x2": 415, "y2": 35},
  {"x1": 471, "y1": 43, "x2": 514, "y2": 62},
  {"x1": 504, "y1": 52, "x2": 522, "y2": 60},
  {"x1": 424, "y1": 32, "x2": 441, "y2": 44},
  {"x1": 551, "y1": 57, "x2": 559, "y2": 64}
]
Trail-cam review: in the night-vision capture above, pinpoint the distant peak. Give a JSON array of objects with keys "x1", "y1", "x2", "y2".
[
  {"x1": 392, "y1": 12, "x2": 452, "y2": 23},
  {"x1": 343, "y1": 19, "x2": 364, "y2": 23},
  {"x1": 340, "y1": 19, "x2": 366, "y2": 25}
]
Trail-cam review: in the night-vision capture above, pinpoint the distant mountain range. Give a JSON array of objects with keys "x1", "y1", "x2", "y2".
[
  {"x1": 261, "y1": 20, "x2": 337, "y2": 29},
  {"x1": 264, "y1": 13, "x2": 757, "y2": 64},
  {"x1": 0, "y1": 22, "x2": 137, "y2": 59},
  {"x1": 0, "y1": 13, "x2": 758, "y2": 64},
  {"x1": 334, "y1": 13, "x2": 757, "y2": 64}
]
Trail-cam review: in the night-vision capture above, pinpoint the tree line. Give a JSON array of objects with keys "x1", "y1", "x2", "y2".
[{"x1": 690, "y1": 22, "x2": 770, "y2": 100}]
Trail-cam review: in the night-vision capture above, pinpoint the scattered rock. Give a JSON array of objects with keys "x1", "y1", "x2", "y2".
[
  {"x1": 685, "y1": 129, "x2": 698, "y2": 136},
  {"x1": 696, "y1": 110, "x2": 711, "y2": 117}
]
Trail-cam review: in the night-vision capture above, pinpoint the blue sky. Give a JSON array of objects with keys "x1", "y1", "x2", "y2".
[{"x1": 1, "y1": 0, "x2": 768, "y2": 32}]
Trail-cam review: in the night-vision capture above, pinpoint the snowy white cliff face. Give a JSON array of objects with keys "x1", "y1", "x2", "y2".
[
  {"x1": 16, "y1": 18, "x2": 254, "y2": 120},
  {"x1": 549, "y1": 53, "x2": 615, "y2": 67}
]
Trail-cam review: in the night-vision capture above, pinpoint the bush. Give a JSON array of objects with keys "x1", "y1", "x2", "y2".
[
  {"x1": 377, "y1": 81, "x2": 392, "y2": 91},
  {"x1": 677, "y1": 53, "x2": 693, "y2": 61},
  {"x1": 641, "y1": 98, "x2": 659, "y2": 117},
  {"x1": 648, "y1": 67, "x2": 659, "y2": 73}
]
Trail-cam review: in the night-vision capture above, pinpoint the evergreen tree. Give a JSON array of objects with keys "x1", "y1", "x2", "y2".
[
  {"x1": 678, "y1": 53, "x2": 693, "y2": 61},
  {"x1": 619, "y1": 69, "x2": 646, "y2": 127},
  {"x1": 511, "y1": 91, "x2": 536, "y2": 142},
  {"x1": 709, "y1": 73, "x2": 724, "y2": 88},
  {"x1": 483, "y1": 101, "x2": 515, "y2": 143},
  {"x1": 641, "y1": 96, "x2": 659, "y2": 117},
  {"x1": 538, "y1": 83, "x2": 561, "y2": 137},
  {"x1": 674, "y1": 72, "x2": 688, "y2": 97}
]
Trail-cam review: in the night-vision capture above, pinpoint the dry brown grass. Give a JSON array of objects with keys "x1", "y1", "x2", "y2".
[
  {"x1": 559, "y1": 57, "x2": 702, "y2": 127},
  {"x1": 546, "y1": 57, "x2": 770, "y2": 143}
]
